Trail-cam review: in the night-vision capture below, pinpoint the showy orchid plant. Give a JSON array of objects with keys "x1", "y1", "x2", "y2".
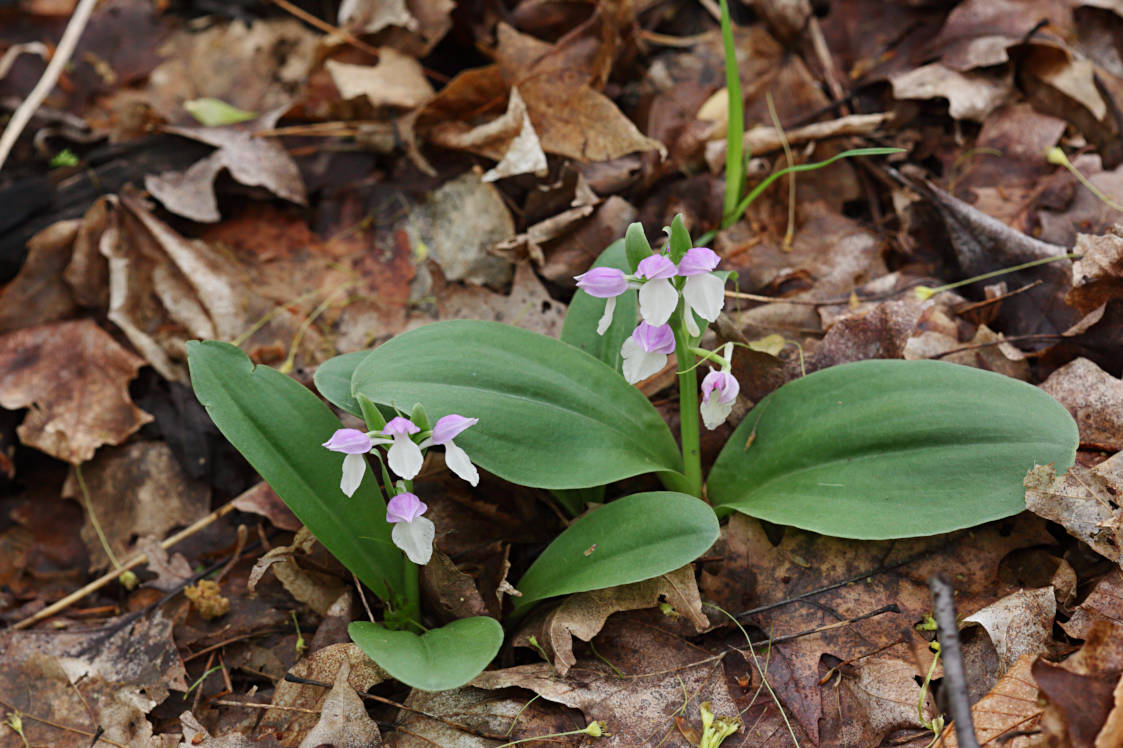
[{"x1": 188, "y1": 214, "x2": 1078, "y2": 693}]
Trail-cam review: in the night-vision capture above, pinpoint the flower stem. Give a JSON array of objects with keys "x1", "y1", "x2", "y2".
[
  {"x1": 673, "y1": 325, "x2": 703, "y2": 498},
  {"x1": 402, "y1": 559, "x2": 421, "y2": 629}
]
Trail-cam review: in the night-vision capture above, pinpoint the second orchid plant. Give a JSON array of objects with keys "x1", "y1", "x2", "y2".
[{"x1": 189, "y1": 214, "x2": 1077, "y2": 693}]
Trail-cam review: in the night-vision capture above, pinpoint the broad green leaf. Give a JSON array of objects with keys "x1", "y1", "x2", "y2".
[
  {"x1": 349, "y1": 616, "x2": 503, "y2": 691},
  {"x1": 624, "y1": 221, "x2": 653, "y2": 272},
  {"x1": 707, "y1": 360, "x2": 1079, "y2": 539},
  {"x1": 513, "y1": 492, "x2": 719, "y2": 614},
  {"x1": 561, "y1": 239, "x2": 636, "y2": 373},
  {"x1": 188, "y1": 341, "x2": 402, "y2": 598},
  {"x1": 351, "y1": 320, "x2": 684, "y2": 489},
  {"x1": 313, "y1": 350, "x2": 369, "y2": 416}
]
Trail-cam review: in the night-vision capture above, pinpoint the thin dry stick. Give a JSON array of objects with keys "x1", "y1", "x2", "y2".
[
  {"x1": 929, "y1": 573, "x2": 981, "y2": 748},
  {"x1": 12, "y1": 499, "x2": 239, "y2": 630},
  {"x1": 267, "y1": 0, "x2": 380, "y2": 58},
  {"x1": 0, "y1": 0, "x2": 98, "y2": 171},
  {"x1": 0, "y1": 697, "x2": 127, "y2": 748}
]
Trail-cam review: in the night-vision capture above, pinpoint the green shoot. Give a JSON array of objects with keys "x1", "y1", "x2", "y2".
[
  {"x1": 1047, "y1": 147, "x2": 1123, "y2": 213},
  {"x1": 718, "y1": 0, "x2": 745, "y2": 227}
]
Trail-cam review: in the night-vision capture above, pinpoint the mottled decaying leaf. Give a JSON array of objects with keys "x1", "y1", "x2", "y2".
[
  {"x1": 298, "y1": 661, "x2": 381, "y2": 747},
  {"x1": 474, "y1": 614, "x2": 744, "y2": 747},
  {"x1": 1040, "y1": 357, "x2": 1123, "y2": 451},
  {"x1": 962, "y1": 587, "x2": 1056, "y2": 675},
  {"x1": 430, "y1": 262, "x2": 566, "y2": 338},
  {"x1": 890, "y1": 62, "x2": 1013, "y2": 121},
  {"x1": 0, "y1": 318, "x2": 153, "y2": 464},
  {"x1": 512, "y1": 565, "x2": 707, "y2": 676},
  {"x1": 61, "y1": 441, "x2": 210, "y2": 571},
  {"x1": 1068, "y1": 227, "x2": 1123, "y2": 314},
  {"x1": 261, "y1": 643, "x2": 386, "y2": 744},
  {"x1": 0, "y1": 218, "x2": 79, "y2": 333},
  {"x1": 938, "y1": 654, "x2": 1041, "y2": 748},
  {"x1": 0, "y1": 613, "x2": 186, "y2": 747},
  {"x1": 706, "y1": 513, "x2": 1054, "y2": 744},
  {"x1": 1024, "y1": 455, "x2": 1123, "y2": 566},
  {"x1": 1063, "y1": 569, "x2": 1123, "y2": 640}
]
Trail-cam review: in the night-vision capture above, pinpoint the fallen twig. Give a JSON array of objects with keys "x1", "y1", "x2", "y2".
[
  {"x1": 929, "y1": 573, "x2": 981, "y2": 748},
  {"x1": 0, "y1": 0, "x2": 98, "y2": 172}
]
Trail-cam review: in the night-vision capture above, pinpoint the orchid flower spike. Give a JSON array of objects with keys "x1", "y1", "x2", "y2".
[
  {"x1": 677, "y1": 247, "x2": 725, "y2": 336},
  {"x1": 700, "y1": 343, "x2": 739, "y2": 430},
  {"x1": 575, "y1": 267, "x2": 631, "y2": 335},
  {"x1": 372, "y1": 416, "x2": 423, "y2": 480},
  {"x1": 420, "y1": 414, "x2": 480, "y2": 486},
  {"x1": 635, "y1": 254, "x2": 679, "y2": 326},
  {"x1": 386, "y1": 492, "x2": 435, "y2": 565},
  {"x1": 322, "y1": 428, "x2": 373, "y2": 497},
  {"x1": 621, "y1": 321, "x2": 676, "y2": 384}
]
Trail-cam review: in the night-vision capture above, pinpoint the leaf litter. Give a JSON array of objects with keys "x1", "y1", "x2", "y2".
[{"x1": 5, "y1": 0, "x2": 1123, "y2": 745}]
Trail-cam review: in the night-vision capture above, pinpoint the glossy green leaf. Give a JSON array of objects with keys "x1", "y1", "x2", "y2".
[
  {"x1": 351, "y1": 320, "x2": 684, "y2": 489},
  {"x1": 188, "y1": 341, "x2": 402, "y2": 598},
  {"x1": 513, "y1": 492, "x2": 719, "y2": 614},
  {"x1": 560, "y1": 239, "x2": 636, "y2": 373},
  {"x1": 349, "y1": 616, "x2": 503, "y2": 691},
  {"x1": 707, "y1": 360, "x2": 1079, "y2": 539}
]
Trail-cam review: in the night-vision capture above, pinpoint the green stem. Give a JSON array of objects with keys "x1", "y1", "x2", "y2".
[
  {"x1": 673, "y1": 325, "x2": 703, "y2": 498},
  {"x1": 718, "y1": 0, "x2": 744, "y2": 228},
  {"x1": 402, "y1": 559, "x2": 421, "y2": 629}
]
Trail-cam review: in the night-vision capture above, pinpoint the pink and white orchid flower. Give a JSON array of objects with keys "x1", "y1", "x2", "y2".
[
  {"x1": 419, "y1": 414, "x2": 480, "y2": 486},
  {"x1": 386, "y1": 492, "x2": 434, "y2": 565}
]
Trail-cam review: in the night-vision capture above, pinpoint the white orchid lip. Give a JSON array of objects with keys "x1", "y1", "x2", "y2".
[
  {"x1": 621, "y1": 321, "x2": 676, "y2": 384},
  {"x1": 374, "y1": 416, "x2": 424, "y2": 480},
  {"x1": 386, "y1": 491, "x2": 434, "y2": 565}
]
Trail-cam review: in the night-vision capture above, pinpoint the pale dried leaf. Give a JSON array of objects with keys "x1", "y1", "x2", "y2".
[
  {"x1": 1068, "y1": 227, "x2": 1123, "y2": 314},
  {"x1": 1025, "y1": 456, "x2": 1123, "y2": 566},
  {"x1": 963, "y1": 587, "x2": 1056, "y2": 675},
  {"x1": 137, "y1": 535, "x2": 194, "y2": 592},
  {"x1": 327, "y1": 50, "x2": 433, "y2": 109},
  {"x1": 1040, "y1": 357, "x2": 1123, "y2": 451},
  {"x1": 890, "y1": 63, "x2": 1013, "y2": 122}
]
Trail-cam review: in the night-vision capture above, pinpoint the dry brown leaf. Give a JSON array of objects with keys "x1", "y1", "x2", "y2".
[
  {"x1": 426, "y1": 262, "x2": 566, "y2": 338},
  {"x1": 326, "y1": 49, "x2": 433, "y2": 109},
  {"x1": 261, "y1": 643, "x2": 386, "y2": 745},
  {"x1": 710, "y1": 512, "x2": 1054, "y2": 744},
  {"x1": 178, "y1": 711, "x2": 258, "y2": 747},
  {"x1": 298, "y1": 661, "x2": 381, "y2": 748},
  {"x1": 430, "y1": 86, "x2": 548, "y2": 181},
  {"x1": 61, "y1": 441, "x2": 211, "y2": 571},
  {"x1": 1063, "y1": 569, "x2": 1123, "y2": 640},
  {"x1": 147, "y1": 113, "x2": 307, "y2": 223},
  {"x1": 1025, "y1": 456, "x2": 1123, "y2": 566},
  {"x1": 406, "y1": 170, "x2": 514, "y2": 287},
  {"x1": 512, "y1": 565, "x2": 708, "y2": 676},
  {"x1": 1040, "y1": 357, "x2": 1123, "y2": 451},
  {"x1": 963, "y1": 587, "x2": 1057, "y2": 675},
  {"x1": 1033, "y1": 620, "x2": 1123, "y2": 748},
  {"x1": 395, "y1": 686, "x2": 581, "y2": 748},
  {"x1": 925, "y1": 0, "x2": 1075, "y2": 71},
  {"x1": 137, "y1": 534, "x2": 193, "y2": 592},
  {"x1": 142, "y1": 18, "x2": 318, "y2": 124},
  {"x1": 494, "y1": 23, "x2": 666, "y2": 162},
  {"x1": 338, "y1": 0, "x2": 452, "y2": 56},
  {"x1": 0, "y1": 218, "x2": 79, "y2": 333},
  {"x1": 0, "y1": 318, "x2": 153, "y2": 464},
  {"x1": 1068, "y1": 227, "x2": 1123, "y2": 314},
  {"x1": 473, "y1": 613, "x2": 746, "y2": 747},
  {"x1": 0, "y1": 613, "x2": 186, "y2": 747},
  {"x1": 937, "y1": 654, "x2": 1042, "y2": 748},
  {"x1": 890, "y1": 62, "x2": 1013, "y2": 122},
  {"x1": 233, "y1": 481, "x2": 301, "y2": 532},
  {"x1": 248, "y1": 528, "x2": 349, "y2": 617},
  {"x1": 1097, "y1": 671, "x2": 1123, "y2": 748},
  {"x1": 421, "y1": 549, "x2": 489, "y2": 622}
]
